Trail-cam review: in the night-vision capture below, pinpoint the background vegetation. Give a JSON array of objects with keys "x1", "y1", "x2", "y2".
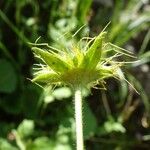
[{"x1": 0, "y1": 0, "x2": 150, "y2": 149}]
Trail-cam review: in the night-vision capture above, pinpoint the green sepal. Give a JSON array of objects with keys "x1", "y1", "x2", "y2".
[
  {"x1": 81, "y1": 32, "x2": 106, "y2": 69},
  {"x1": 32, "y1": 72, "x2": 60, "y2": 84},
  {"x1": 32, "y1": 47, "x2": 70, "y2": 73}
]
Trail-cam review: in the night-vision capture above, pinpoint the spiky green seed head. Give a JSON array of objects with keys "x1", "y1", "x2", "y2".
[{"x1": 31, "y1": 31, "x2": 133, "y2": 90}]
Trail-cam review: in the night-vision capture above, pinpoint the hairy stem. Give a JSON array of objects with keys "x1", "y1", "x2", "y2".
[{"x1": 74, "y1": 89, "x2": 84, "y2": 150}]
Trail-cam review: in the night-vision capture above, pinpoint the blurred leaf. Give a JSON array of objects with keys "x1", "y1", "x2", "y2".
[
  {"x1": 109, "y1": 0, "x2": 150, "y2": 46},
  {"x1": 127, "y1": 74, "x2": 150, "y2": 113},
  {"x1": 44, "y1": 95, "x2": 55, "y2": 104},
  {"x1": 111, "y1": 0, "x2": 123, "y2": 25},
  {"x1": 75, "y1": 0, "x2": 92, "y2": 25},
  {"x1": 17, "y1": 120, "x2": 34, "y2": 138},
  {"x1": 139, "y1": 29, "x2": 150, "y2": 55},
  {"x1": 83, "y1": 101, "x2": 97, "y2": 139},
  {"x1": 0, "y1": 42, "x2": 14, "y2": 62},
  {"x1": 27, "y1": 135, "x2": 72, "y2": 150},
  {"x1": 118, "y1": 80, "x2": 128, "y2": 105},
  {"x1": 98, "y1": 117, "x2": 126, "y2": 136},
  {"x1": 43, "y1": 87, "x2": 71, "y2": 105},
  {"x1": 55, "y1": 125, "x2": 73, "y2": 150},
  {"x1": 22, "y1": 84, "x2": 42, "y2": 118},
  {"x1": 104, "y1": 120, "x2": 126, "y2": 133},
  {"x1": 54, "y1": 143, "x2": 72, "y2": 150},
  {"x1": 133, "y1": 51, "x2": 150, "y2": 66},
  {"x1": 0, "y1": 59, "x2": 17, "y2": 93},
  {"x1": 0, "y1": 138, "x2": 18, "y2": 150},
  {"x1": 0, "y1": 10, "x2": 29, "y2": 44},
  {"x1": 52, "y1": 87, "x2": 72, "y2": 100},
  {"x1": 81, "y1": 88, "x2": 90, "y2": 98},
  {"x1": 0, "y1": 122, "x2": 15, "y2": 137},
  {"x1": 27, "y1": 137, "x2": 55, "y2": 150}
]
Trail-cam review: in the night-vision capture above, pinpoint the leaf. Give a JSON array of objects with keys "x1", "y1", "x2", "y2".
[
  {"x1": 0, "y1": 59, "x2": 17, "y2": 93},
  {"x1": 17, "y1": 120, "x2": 34, "y2": 138},
  {"x1": 22, "y1": 84, "x2": 42, "y2": 118},
  {"x1": 83, "y1": 101, "x2": 97, "y2": 139},
  {"x1": 118, "y1": 80, "x2": 128, "y2": 105},
  {"x1": 0, "y1": 138, "x2": 18, "y2": 150},
  {"x1": 75, "y1": 0, "x2": 92, "y2": 25},
  {"x1": 127, "y1": 73, "x2": 150, "y2": 113},
  {"x1": 52, "y1": 87, "x2": 72, "y2": 100},
  {"x1": 98, "y1": 117, "x2": 126, "y2": 136},
  {"x1": 27, "y1": 137, "x2": 55, "y2": 150},
  {"x1": 27, "y1": 135, "x2": 72, "y2": 150},
  {"x1": 104, "y1": 119, "x2": 126, "y2": 133},
  {"x1": 133, "y1": 51, "x2": 150, "y2": 66}
]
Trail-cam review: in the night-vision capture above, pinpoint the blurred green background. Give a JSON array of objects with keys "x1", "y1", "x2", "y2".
[{"x1": 0, "y1": 0, "x2": 150, "y2": 149}]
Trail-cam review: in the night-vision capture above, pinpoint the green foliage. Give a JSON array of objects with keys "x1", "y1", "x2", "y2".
[
  {"x1": 0, "y1": 138, "x2": 18, "y2": 150},
  {"x1": 75, "y1": 0, "x2": 92, "y2": 25},
  {"x1": 109, "y1": 0, "x2": 150, "y2": 46},
  {"x1": 17, "y1": 120, "x2": 34, "y2": 138},
  {"x1": 0, "y1": 0, "x2": 150, "y2": 149},
  {"x1": 11, "y1": 119, "x2": 74, "y2": 150},
  {"x1": 98, "y1": 117, "x2": 126, "y2": 136},
  {"x1": 83, "y1": 101, "x2": 97, "y2": 139},
  {"x1": 0, "y1": 59, "x2": 17, "y2": 93}
]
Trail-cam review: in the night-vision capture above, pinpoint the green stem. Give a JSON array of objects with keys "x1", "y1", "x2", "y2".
[
  {"x1": 0, "y1": 10, "x2": 29, "y2": 45},
  {"x1": 13, "y1": 131, "x2": 25, "y2": 150},
  {"x1": 74, "y1": 89, "x2": 84, "y2": 150}
]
